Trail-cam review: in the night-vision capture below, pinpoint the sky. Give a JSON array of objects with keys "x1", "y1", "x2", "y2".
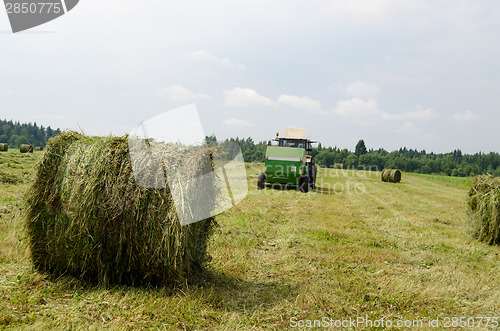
[{"x1": 1, "y1": 0, "x2": 499, "y2": 154}]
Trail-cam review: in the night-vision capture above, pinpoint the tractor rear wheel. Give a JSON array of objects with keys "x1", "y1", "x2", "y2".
[
  {"x1": 312, "y1": 164, "x2": 317, "y2": 189},
  {"x1": 299, "y1": 176, "x2": 310, "y2": 193},
  {"x1": 308, "y1": 163, "x2": 317, "y2": 189},
  {"x1": 257, "y1": 172, "x2": 266, "y2": 190}
]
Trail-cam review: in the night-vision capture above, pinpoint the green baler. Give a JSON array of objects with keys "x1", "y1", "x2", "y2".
[{"x1": 257, "y1": 129, "x2": 317, "y2": 192}]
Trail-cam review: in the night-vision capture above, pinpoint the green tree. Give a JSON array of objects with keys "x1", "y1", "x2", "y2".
[
  {"x1": 345, "y1": 154, "x2": 358, "y2": 168},
  {"x1": 204, "y1": 134, "x2": 218, "y2": 146},
  {"x1": 355, "y1": 139, "x2": 367, "y2": 156},
  {"x1": 9, "y1": 134, "x2": 19, "y2": 147},
  {"x1": 316, "y1": 150, "x2": 335, "y2": 168},
  {"x1": 15, "y1": 136, "x2": 29, "y2": 146}
]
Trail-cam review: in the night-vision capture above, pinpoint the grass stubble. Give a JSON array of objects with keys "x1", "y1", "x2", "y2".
[{"x1": 0, "y1": 148, "x2": 499, "y2": 329}]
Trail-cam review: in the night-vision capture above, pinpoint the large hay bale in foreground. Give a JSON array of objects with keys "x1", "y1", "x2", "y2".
[
  {"x1": 381, "y1": 169, "x2": 401, "y2": 183},
  {"x1": 468, "y1": 175, "x2": 500, "y2": 245},
  {"x1": 0, "y1": 143, "x2": 7, "y2": 151},
  {"x1": 26, "y1": 132, "x2": 216, "y2": 286},
  {"x1": 20, "y1": 144, "x2": 33, "y2": 153}
]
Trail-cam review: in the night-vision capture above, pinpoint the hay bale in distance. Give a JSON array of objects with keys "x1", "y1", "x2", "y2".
[
  {"x1": 381, "y1": 169, "x2": 402, "y2": 183},
  {"x1": 333, "y1": 163, "x2": 343, "y2": 169},
  {"x1": 20, "y1": 144, "x2": 34, "y2": 153},
  {"x1": 34, "y1": 146, "x2": 43, "y2": 151},
  {"x1": 0, "y1": 143, "x2": 7, "y2": 151},
  {"x1": 26, "y1": 132, "x2": 216, "y2": 286},
  {"x1": 467, "y1": 174, "x2": 500, "y2": 245}
]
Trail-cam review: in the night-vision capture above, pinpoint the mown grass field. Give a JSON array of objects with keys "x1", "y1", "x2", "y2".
[{"x1": 1, "y1": 149, "x2": 499, "y2": 329}]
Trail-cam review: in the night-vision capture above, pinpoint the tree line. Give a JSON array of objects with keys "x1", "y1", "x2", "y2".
[
  {"x1": 0, "y1": 119, "x2": 61, "y2": 148},
  {"x1": 211, "y1": 136, "x2": 500, "y2": 177},
  {"x1": 2, "y1": 120, "x2": 498, "y2": 178}
]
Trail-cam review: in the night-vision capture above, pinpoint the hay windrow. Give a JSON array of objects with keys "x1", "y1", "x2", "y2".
[
  {"x1": 381, "y1": 169, "x2": 402, "y2": 183},
  {"x1": 26, "y1": 132, "x2": 216, "y2": 286},
  {"x1": 467, "y1": 174, "x2": 500, "y2": 245},
  {"x1": 0, "y1": 170, "x2": 20, "y2": 184}
]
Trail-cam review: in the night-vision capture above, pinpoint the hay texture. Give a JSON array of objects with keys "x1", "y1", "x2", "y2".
[
  {"x1": 26, "y1": 132, "x2": 216, "y2": 286},
  {"x1": 468, "y1": 175, "x2": 500, "y2": 245},
  {"x1": 381, "y1": 169, "x2": 401, "y2": 183},
  {"x1": 20, "y1": 144, "x2": 33, "y2": 153},
  {"x1": 0, "y1": 170, "x2": 19, "y2": 184},
  {"x1": 0, "y1": 143, "x2": 7, "y2": 151}
]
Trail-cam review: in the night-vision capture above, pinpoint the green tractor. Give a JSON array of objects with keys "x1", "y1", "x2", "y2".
[{"x1": 257, "y1": 128, "x2": 317, "y2": 193}]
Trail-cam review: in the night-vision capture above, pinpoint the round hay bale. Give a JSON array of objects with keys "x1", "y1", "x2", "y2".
[
  {"x1": 381, "y1": 169, "x2": 401, "y2": 183},
  {"x1": 26, "y1": 132, "x2": 216, "y2": 286},
  {"x1": 467, "y1": 174, "x2": 500, "y2": 245},
  {"x1": 0, "y1": 143, "x2": 8, "y2": 152},
  {"x1": 34, "y1": 146, "x2": 44, "y2": 151},
  {"x1": 20, "y1": 144, "x2": 34, "y2": 153}
]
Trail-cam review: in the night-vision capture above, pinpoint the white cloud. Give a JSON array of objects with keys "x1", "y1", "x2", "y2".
[
  {"x1": 277, "y1": 94, "x2": 322, "y2": 112},
  {"x1": 183, "y1": 50, "x2": 246, "y2": 71},
  {"x1": 158, "y1": 85, "x2": 211, "y2": 101},
  {"x1": 401, "y1": 106, "x2": 438, "y2": 120},
  {"x1": 224, "y1": 87, "x2": 274, "y2": 107},
  {"x1": 334, "y1": 98, "x2": 381, "y2": 119},
  {"x1": 333, "y1": 99, "x2": 439, "y2": 128},
  {"x1": 223, "y1": 118, "x2": 256, "y2": 127},
  {"x1": 344, "y1": 81, "x2": 380, "y2": 99},
  {"x1": 383, "y1": 106, "x2": 438, "y2": 120},
  {"x1": 452, "y1": 110, "x2": 480, "y2": 122},
  {"x1": 396, "y1": 121, "x2": 419, "y2": 134}
]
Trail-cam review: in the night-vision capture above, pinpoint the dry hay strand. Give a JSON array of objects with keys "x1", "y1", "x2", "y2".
[
  {"x1": 468, "y1": 174, "x2": 500, "y2": 245},
  {"x1": 25, "y1": 132, "x2": 216, "y2": 286},
  {"x1": 381, "y1": 169, "x2": 402, "y2": 183},
  {"x1": 20, "y1": 144, "x2": 33, "y2": 153},
  {"x1": 0, "y1": 143, "x2": 7, "y2": 151}
]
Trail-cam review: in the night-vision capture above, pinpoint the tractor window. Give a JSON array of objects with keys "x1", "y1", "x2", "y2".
[{"x1": 279, "y1": 139, "x2": 306, "y2": 148}]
